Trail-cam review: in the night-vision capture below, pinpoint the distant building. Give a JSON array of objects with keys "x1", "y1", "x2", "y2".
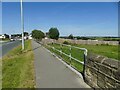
[
  {"x1": 45, "y1": 37, "x2": 48, "y2": 39},
  {"x1": 10, "y1": 34, "x2": 21, "y2": 41},
  {"x1": 44, "y1": 32, "x2": 49, "y2": 39},
  {"x1": 28, "y1": 34, "x2": 32, "y2": 39},
  {"x1": 0, "y1": 34, "x2": 9, "y2": 39},
  {"x1": 0, "y1": 35, "x2": 6, "y2": 39}
]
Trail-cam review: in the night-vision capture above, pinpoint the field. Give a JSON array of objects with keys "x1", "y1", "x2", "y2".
[
  {"x1": 2, "y1": 40, "x2": 35, "y2": 88},
  {"x1": 75, "y1": 44, "x2": 119, "y2": 60},
  {"x1": 45, "y1": 43, "x2": 119, "y2": 73}
]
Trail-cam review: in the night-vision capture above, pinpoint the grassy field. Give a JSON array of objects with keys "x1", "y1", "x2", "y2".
[
  {"x1": 75, "y1": 44, "x2": 119, "y2": 60},
  {"x1": 2, "y1": 40, "x2": 35, "y2": 88},
  {"x1": 46, "y1": 43, "x2": 119, "y2": 73}
]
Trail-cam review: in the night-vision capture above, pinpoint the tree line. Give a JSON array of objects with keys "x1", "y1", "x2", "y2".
[
  {"x1": 31, "y1": 28, "x2": 120, "y2": 41},
  {"x1": 32, "y1": 27, "x2": 59, "y2": 40}
]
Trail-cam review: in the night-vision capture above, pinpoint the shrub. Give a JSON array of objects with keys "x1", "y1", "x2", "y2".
[{"x1": 63, "y1": 41, "x2": 69, "y2": 44}]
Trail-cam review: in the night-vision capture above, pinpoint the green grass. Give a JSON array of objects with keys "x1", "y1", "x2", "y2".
[
  {"x1": 46, "y1": 43, "x2": 85, "y2": 73},
  {"x1": 45, "y1": 43, "x2": 119, "y2": 73},
  {"x1": 0, "y1": 38, "x2": 10, "y2": 41},
  {"x1": 2, "y1": 40, "x2": 35, "y2": 88},
  {"x1": 74, "y1": 44, "x2": 119, "y2": 60}
]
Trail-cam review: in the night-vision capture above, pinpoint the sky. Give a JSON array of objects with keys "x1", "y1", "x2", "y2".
[
  {"x1": 2, "y1": 0, "x2": 120, "y2": 2},
  {"x1": 0, "y1": 2, "x2": 1, "y2": 34},
  {"x1": 2, "y1": 2, "x2": 118, "y2": 36}
]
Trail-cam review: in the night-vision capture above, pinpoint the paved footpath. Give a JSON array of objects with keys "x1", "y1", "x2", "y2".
[{"x1": 32, "y1": 40, "x2": 90, "y2": 88}]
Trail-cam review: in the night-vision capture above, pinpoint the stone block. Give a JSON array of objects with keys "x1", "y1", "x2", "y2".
[
  {"x1": 97, "y1": 73, "x2": 105, "y2": 88},
  {"x1": 112, "y1": 67, "x2": 120, "y2": 81},
  {"x1": 94, "y1": 62, "x2": 100, "y2": 70},
  {"x1": 92, "y1": 84, "x2": 99, "y2": 88},
  {"x1": 105, "y1": 82, "x2": 115, "y2": 88},
  {"x1": 90, "y1": 67, "x2": 98, "y2": 75},
  {"x1": 115, "y1": 82, "x2": 120, "y2": 89},
  {"x1": 99, "y1": 64, "x2": 112, "y2": 76},
  {"x1": 94, "y1": 56, "x2": 106, "y2": 64},
  {"x1": 85, "y1": 75, "x2": 93, "y2": 87},
  {"x1": 92, "y1": 73, "x2": 98, "y2": 85},
  {"x1": 105, "y1": 76, "x2": 115, "y2": 87},
  {"x1": 86, "y1": 59, "x2": 94, "y2": 67},
  {"x1": 85, "y1": 67, "x2": 92, "y2": 76},
  {"x1": 103, "y1": 58, "x2": 119, "y2": 69}
]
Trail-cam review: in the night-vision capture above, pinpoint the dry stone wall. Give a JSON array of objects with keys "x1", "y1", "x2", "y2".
[
  {"x1": 58, "y1": 38, "x2": 119, "y2": 45},
  {"x1": 41, "y1": 38, "x2": 119, "y2": 45},
  {"x1": 85, "y1": 53, "x2": 120, "y2": 88}
]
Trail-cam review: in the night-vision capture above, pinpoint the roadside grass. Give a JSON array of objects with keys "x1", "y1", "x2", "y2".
[
  {"x1": 2, "y1": 40, "x2": 35, "y2": 88},
  {"x1": 45, "y1": 43, "x2": 119, "y2": 72},
  {"x1": 0, "y1": 38, "x2": 10, "y2": 42}
]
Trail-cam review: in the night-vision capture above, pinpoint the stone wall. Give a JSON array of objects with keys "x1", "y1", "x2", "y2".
[
  {"x1": 85, "y1": 53, "x2": 120, "y2": 88},
  {"x1": 41, "y1": 38, "x2": 119, "y2": 45},
  {"x1": 58, "y1": 38, "x2": 119, "y2": 45}
]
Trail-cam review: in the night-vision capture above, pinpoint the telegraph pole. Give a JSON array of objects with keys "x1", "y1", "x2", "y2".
[{"x1": 21, "y1": 0, "x2": 24, "y2": 50}]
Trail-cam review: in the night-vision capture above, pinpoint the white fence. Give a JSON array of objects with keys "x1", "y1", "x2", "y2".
[{"x1": 36, "y1": 40, "x2": 88, "y2": 79}]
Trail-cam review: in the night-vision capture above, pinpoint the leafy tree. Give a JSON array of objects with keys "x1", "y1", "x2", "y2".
[
  {"x1": 68, "y1": 34, "x2": 74, "y2": 39},
  {"x1": 24, "y1": 32, "x2": 29, "y2": 36},
  {"x1": 32, "y1": 30, "x2": 45, "y2": 40},
  {"x1": 4, "y1": 34, "x2": 9, "y2": 38},
  {"x1": 48, "y1": 27, "x2": 60, "y2": 40}
]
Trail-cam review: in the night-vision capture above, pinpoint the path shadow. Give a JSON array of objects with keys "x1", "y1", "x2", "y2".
[{"x1": 32, "y1": 46, "x2": 41, "y2": 51}]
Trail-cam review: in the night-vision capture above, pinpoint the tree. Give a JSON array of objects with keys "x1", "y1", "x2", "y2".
[
  {"x1": 68, "y1": 34, "x2": 74, "y2": 39},
  {"x1": 24, "y1": 32, "x2": 29, "y2": 36},
  {"x1": 48, "y1": 27, "x2": 59, "y2": 40},
  {"x1": 32, "y1": 30, "x2": 45, "y2": 40},
  {"x1": 4, "y1": 34, "x2": 9, "y2": 39}
]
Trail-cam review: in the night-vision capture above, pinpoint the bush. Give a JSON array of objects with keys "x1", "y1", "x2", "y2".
[
  {"x1": 68, "y1": 34, "x2": 74, "y2": 39},
  {"x1": 101, "y1": 43, "x2": 109, "y2": 46},
  {"x1": 63, "y1": 41, "x2": 69, "y2": 44}
]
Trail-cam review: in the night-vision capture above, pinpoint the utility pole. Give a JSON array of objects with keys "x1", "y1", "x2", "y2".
[{"x1": 21, "y1": 0, "x2": 24, "y2": 50}]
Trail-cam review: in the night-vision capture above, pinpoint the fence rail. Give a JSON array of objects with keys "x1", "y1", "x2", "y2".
[
  {"x1": 45, "y1": 42, "x2": 88, "y2": 75},
  {"x1": 36, "y1": 40, "x2": 88, "y2": 79}
]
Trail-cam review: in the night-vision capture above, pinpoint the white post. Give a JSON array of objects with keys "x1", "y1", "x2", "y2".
[
  {"x1": 21, "y1": 0, "x2": 24, "y2": 50},
  {"x1": 69, "y1": 45, "x2": 72, "y2": 65}
]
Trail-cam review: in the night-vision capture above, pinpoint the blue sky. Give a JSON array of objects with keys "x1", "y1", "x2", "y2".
[{"x1": 2, "y1": 2, "x2": 118, "y2": 36}]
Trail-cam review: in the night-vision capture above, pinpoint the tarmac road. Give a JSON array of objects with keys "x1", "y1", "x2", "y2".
[{"x1": 0, "y1": 40, "x2": 21, "y2": 58}]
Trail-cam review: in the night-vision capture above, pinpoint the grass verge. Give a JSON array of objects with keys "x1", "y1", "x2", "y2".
[{"x1": 2, "y1": 40, "x2": 35, "y2": 88}]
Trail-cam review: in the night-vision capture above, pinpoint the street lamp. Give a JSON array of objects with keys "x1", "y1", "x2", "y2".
[{"x1": 21, "y1": 0, "x2": 24, "y2": 50}]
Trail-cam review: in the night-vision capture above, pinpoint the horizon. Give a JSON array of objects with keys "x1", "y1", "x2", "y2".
[
  {"x1": 1, "y1": 33, "x2": 119, "y2": 38},
  {"x1": 2, "y1": 2, "x2": 118, "y2": 37}
]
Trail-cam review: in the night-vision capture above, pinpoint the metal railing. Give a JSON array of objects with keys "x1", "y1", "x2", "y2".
[
  {"x1": 36, "y1": 40, "x2": 88, "y2": 80},
  {"x1": 45, "y1": 42, "x2": 88, "y2": 79}
]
